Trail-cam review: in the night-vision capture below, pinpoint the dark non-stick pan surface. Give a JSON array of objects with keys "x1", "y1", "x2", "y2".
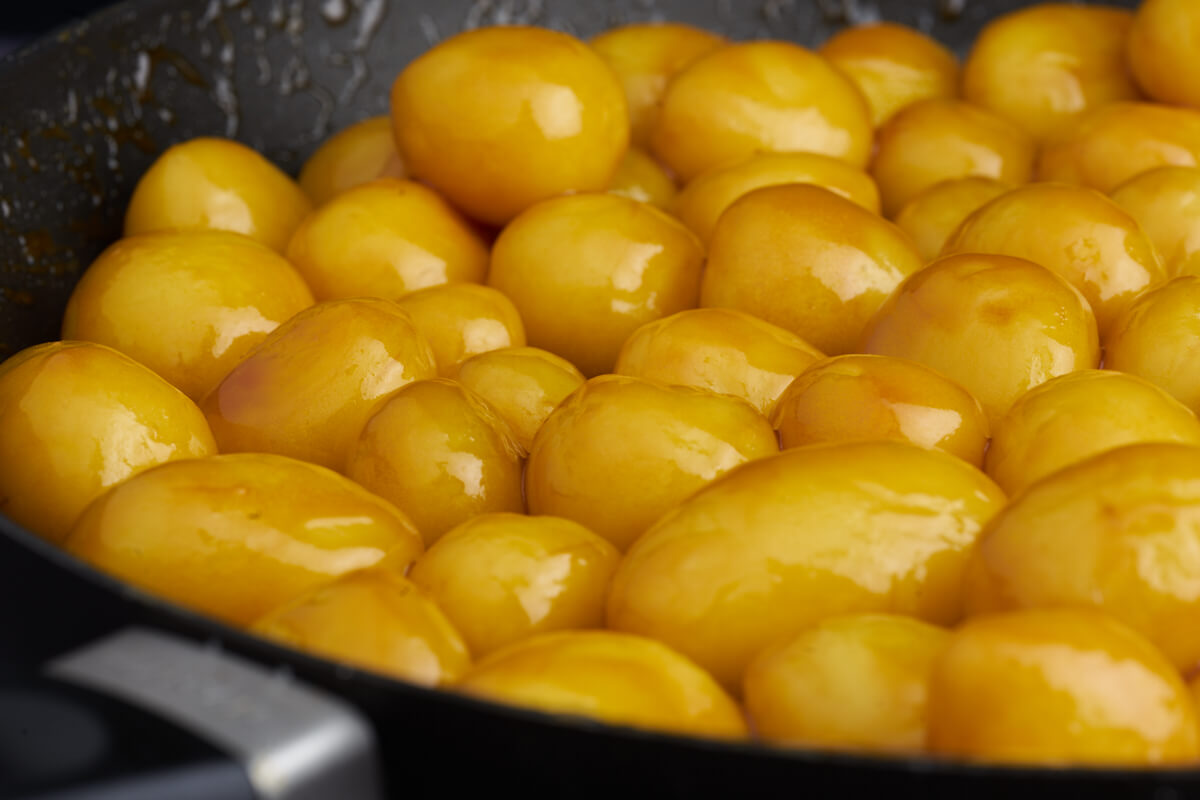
[{"x1": 4, "y1": 0, "x2": 1189, "y2": 797}]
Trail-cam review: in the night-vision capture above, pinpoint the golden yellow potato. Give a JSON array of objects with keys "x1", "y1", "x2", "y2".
[
  {"x1": 700, "y1": 184, "x2": 922, "y2": 355},
  {"x1": 253, "y1": 568, "x2": 469, "y2": 687},
  {"x1": 928, "y1": 609, "x2": 1200, "y2": 766},
  {"x1": 672, "y1": 151, "x2": 881, "y2": 245},
  {"x1": 1128, "y1": 0, "x2": 1200, "y2": 109},
  {"x1": 1037, "y1": 102, "x2": 1200, "y2": 193},
  {"x1": 487, "y1": 193, "x2": 704, "y2": 377},
  {"x1": 744, "y1": 614, "x2": 949, "y2": 754},
  {"x1": 607, "y1": 441, "x2": 1006, "y2": 691},
  {"x1": 1106, "y1": 277, "x2": 1200, "y2": 414},
  {"x1": 298, "y1": 116, "x2": 406, "y2": 206},
  {"x1": 0, "y1": 342, "x2": 216, "y2": 544},
  {"x1": 1110, "y1": 166, "x2": 1200, "y2": 278},
  {"x1": 893, "y1": 177, "x2": 1011, "y2": 263},
  {"x1": 772, "y1": 354, "x2": 989, "y2": 468},
  {"x1": 124, "y1": 137, "x2": 312, "y2": 253},
  {"x1": 345, "y1": 379, "x2": 524, "y2": 546},
  {"x1": 394, "y1": 284, "x2": 525, "y2": 378},
  {"x1": 65, "y1": 453, "x2": 424, "y2": 626},
  {"x1": 962, "y1": 5, "x2": 1139, "y2": 142},
  {"x1": 818, "y1": 22, "x2": 959, "y2": 127},
  {"x1": 409, "y1": 513, "x2": 620, "y2": 658},
  {"x1": 985, "y1": 370, "x2": 1200, "y2": 496},
  {"x1": 201, "y1": 298, "x2": 436, "y2": 471},
  {"x1": 454, "y1": 347, "x2": 585, "y2": 453},
  {"x1": 456, "y1": 631, "x2": 747, "y2": 739},
  {"x1": 607, "y1": 147, "x2": 677, "y2": 210},
  {"x1": 966, "y1": 442, "x2": 1200, "y2": 671},
  {"x1": 942, "y1": 182, "x2": 1164, "y2": 337},
  {"x1": 285, "y1": 179, "x2": 488, "y2": 301},
  {"x1": 61, "y1": 231, "x2": 314, "y2": 401},
  {"x1": 861, "y1": 254, "x2": 1100, "y2": 425},
  {"x1": 651, "y1": 40, "x2": 873, "y2": 182},
  {"x1": 614, "y1": 308, "x2": 825, "y2": 418},
  {"x1": 526, "y1": 375, "x2": 778, "y2": 551},
  {"x1": 589, "y1": 22, "x2": 726, "y2": 148},
  {"x1": 392, "y1": 26, "x2": 628, "y2": 226},
  {"x1": 871, "y1": 98, "x2": 1035, "y2": 217}
]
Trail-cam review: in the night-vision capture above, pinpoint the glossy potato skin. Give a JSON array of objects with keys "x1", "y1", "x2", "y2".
[
  {"x1": 701, "y1": 184, "x2": 923, "y2": 355},
  {"x1": 1127, "y1": 0, "x2": 1200, "y2": 109},
  {"x1": 871, "y1": 98, "x2": 1035, "y2": 218},
  {"x1": 526, "y1": 375, "x2": 778, "y2": 552},
  {"x1": 607, "y1": 441, "x2": 1006, "y2": 692},
  {"x1": 614, "y1": 308, "x2": 825, "y2": 418},
  {"x1": 0, "y1": 342, "x2": 216, "y2": 544},
  {"x1": 771, "y1": 354, "x2": 989, "y2": 468},
  {"x1": 819, "y1": 22, "x2": 960, "y2": 127},
  {"x1": 1106, "y1": 277, "x2": 1200, "y2": 414},
  {"x1": 962, "y1": 5, "x2": 1139, "y2": 142},
  {"x1": 409, "y1": 513, "x2": 620, "y2": 658},
  {"x1": 345, "y1": 379, "x2": 525, "y2": 546},
  {"x1": 985, "y1": 370, "x2": 1200, "y2": 496},
  {"x1": 861, "y1": 253, "x2": 1100, "y2": 425},
  {"x1": 1110, "y1": 166, "x2": 1200, "y2": 278},
  {"x1": 200, "y1": 298, "x2": 437, "y2": 471},
  {"x1": 456, "y1": 630, "x2": 748, "y2": 739},
  {"x1": 454, "y1": 347, "x2": 585, "y2": 453},
  {"x1": 927, "y1": 609, "x2": 1200, "y2": 766},
  {"x1": 124, "y1": 137, "x2": 312, "y2": 253},
  {"x1": 893, "y1": 176, "x2": 1010, "y2": 263},
  {"x1": 392, "y1": 26, "x2": 629, "y2": 226},
  {"x1": 253, "y1": 568, "x2": 469, "y2": 687},
  {"x1": 966, "y1": 443, "x2": 1200, "y2": 672},
  {"x1": 488, "y1": 193, "x2": 704, "y2": 377},
  {"x1": 942, "y1": 182, "x2": 1165, "y2": 337},
  {"x1": 744, "y1": 614, "x2": 949, "y2": 754},
  {"x1": 298, "y1": 116, "x2": 407, "y2": 206},
  {"x1": 65, "y1": 453, "x2": 424, "y2": 626},
  {"x1": 394, "y1": 284, "x2": 526, "y2": 378},
  {"x1": 607, "y1": 147, "x2": 678, "y2": 210},
  {"x1": 1037, "y1": 102, "x2": 1200, "y2": 193},
  {"x1": 651, "y1": 40, "x2": 873, "y2": 182},
  {"x1": 62, "y1": 231, "x2": 315, "y2": 401},
  {"x1": 285, "y1": 178, "x2": 489, "y2": 302},
  {"x1": 589, "y1": 22, "x2": 726, "y2": 149}
]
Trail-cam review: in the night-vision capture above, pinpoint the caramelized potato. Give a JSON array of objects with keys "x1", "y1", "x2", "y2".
[
  {"x1": 457, "y1": 631, "x2": 747, "y2": 739},
  {"x1": 1128, "y1": 0, "x2": 1200, "y2": 109},
  {"x1": 1106, "y1": 277, "x2": 1200, "y2": 414},
  {"x1": 928, "y1": 609, "x2": 1200, "y2": 766},
  {"x1": 1110, "y1": 166, "x2": 1200, "y2": 278},
  {"x1": 392, "y1": 26, "x2": 628, "y2": 226},
  {"x1": 395, "y1": 284, "x2": 525, "y2": 378},
  {"x1": 66, "y1": 453, "x2": 424, "y2": 626},
  {"x1": 285, "y1": 179, "x2": 489, "y2": 301},
  {"x1": 819, "y1": 22, "x2": 959, "y2": 127},
  {"x1": 893, "y1": 177, "x2": 1009, "y2": 263},
  {"x1": 409, "y1": 513, "x2": 619, "y2": 657},
  {"x1": 615, "y1": 308, "x2": 824, "y2": 418},
  {"x1": 488, "y1": 193, "x2": 704, "y2": 377},
  {"x1": 253, "y1": 568, "x2": 469, "y2": 687},
  {"x1": 124, "y1": 137, "x2": 311, "y2": 253},
  {"x1": 607, "y1": 147, "x2": 677, "y2": 210},
  {"x1": 0, "y1": 342, "x2": 216, "y2": 544},
  {"x1": 942, "y1": 182, "x2": 1165, "y2": 337},
  {"x1": 297, "y1": 116, "x2": 406, "y2": 206},
  {"x1": 772, "y1": 354, "x2": 989, "y2": 468},
  {"x1": 861, "y1": 253, "x2": 1100, "y2": 424},
  {"x1": 962, "y1": 5, "x2": 1139, "y2": 142},
  {"x1": 966, "y1": 442, "x2": 1200, "y2": 671},
  {"x1": 62, "y1": 231, "x2": 314, "y2": 400},
  {"x1": 526, "y1": 375, "x2": 778, "y2": 551},
  {"x1": 745, "y1": 614, "x2": 949, "y2": 754},
  {"x1": 200, "y1": 298, "x2": 437, "y2": 471},
  {"x1": 607, "y1": 441, "x2": 1006, "y2": 691},
  {"x1": 589, "y1": 22, "x2": 726, "y2": 148},
  {"x1": 701, "y1": 184, "x2": 922, "y2": 355},
  {"x1": 345, "y1": 379, "x2": 525, "y2": 545},
  {"x1": 651, "y1": 40, "x2": 872, "y2": 182},
  {"x1": 871, "y1": 98, "x2": 1035, "y2": 217}
]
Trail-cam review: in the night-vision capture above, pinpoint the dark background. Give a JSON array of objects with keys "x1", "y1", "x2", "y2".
[{"x1": 1, "y1": 0, "x2": 114, "y2": 55}]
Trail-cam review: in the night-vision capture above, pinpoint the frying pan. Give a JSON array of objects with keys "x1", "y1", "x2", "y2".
[{"x1": 0, "y1": 0, "x2": 1180, "y2": 797}]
